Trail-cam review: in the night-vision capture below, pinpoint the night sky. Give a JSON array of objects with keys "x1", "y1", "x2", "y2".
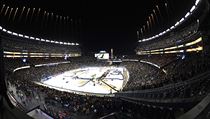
[{"x1": 1, "y1": 0, "x2": 194, "y2": 55}]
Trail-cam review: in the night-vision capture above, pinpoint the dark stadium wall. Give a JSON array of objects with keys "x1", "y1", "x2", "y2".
[
  {"x1": 0, "y1": 28, "x2": 6, "y2": 100},
  {"x1": 201, "y1": 0, "x2": 210, "y2": 57}
]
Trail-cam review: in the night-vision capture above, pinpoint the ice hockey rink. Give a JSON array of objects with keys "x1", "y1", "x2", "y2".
[{"x1": 39, "y1": 67, "x2": 127, "y2": 95}]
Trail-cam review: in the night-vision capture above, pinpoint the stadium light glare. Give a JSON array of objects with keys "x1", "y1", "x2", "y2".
[
  {"x1": 30, "y1": 37, "x2": 35, "y2": 39},
  {"x1": 185, "y1": 12, "x2": 190, "y2": 18},
  {"x1": 12, "y1": 32, "x2": 18, "y2": 36},
  {"x1": 18, "y1": 34, "x2": 23, "y2": 37},
  {"x1": 159, "y1": 32, "x2": 163, "y2": 36},
  {"x1": 180, "y1": 50, "x2": 184, "y2": 53},
  {"x1": 179, "y1": 18, "x2": 184, "y2": 23},
  {"x1": 175, "y1": 21, "x2": 180, "y2": 26},
  {"x1": 24, "y1": 35, "x2": 29, "y2": 38},
  {"x1": 35, "y1": 38, "x2": 40, "y2": 41},
  {"x1": 178, "y1": 45, "x2": 184, "y2": 48},
  {"x1": 190, "y1": 5, "x2": 196, "y2": 12},
  {"x1": 7, "y1": 30, "x2": 12, "y2": 34},
  {"x1": 195, "y1": 0, "x2": 200, "y2": 5},
  {"x1": 185, "y1": 37, "x2": 202, "y2": 46},
  {"x1": 59, "y1": 42, "x2": 64, "y2": 44},
  {"x1": 162, "y1": 31, "x2": 166, "y2": 34},
  {"x1": 170, "y1": 26, "x2": 175, "y2": 30},
  {"x1": 0, "y1": 25, "x2": 81, "y2": 47},
  {"x1": 3, "y1": 29, "x2": 7, "y2": 32},
  {"x1": 186, "y1": 46, "x2": 203, "y2": 52}
]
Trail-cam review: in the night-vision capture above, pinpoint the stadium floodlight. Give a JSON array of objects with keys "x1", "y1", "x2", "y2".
[
  {"x1": 178, "y1": 45, "x2": 184, "y2": 48},
  {"x1": 190, "y1": 5, "x2": 196, "y2": 12},
  {"x1": 46, "y1": 39, "x2": 50, "y2": 42},
  {"x1": 180, "y1": 50, "x2": 184, "y2": 53},
  {"x1": 63, "y1": 42, "x2": 67, "y2": 45},
  {"x1": 185, "y1": 12, "x2": 190, "y2": 18},
  {"x1": 18, "y1": 34, "x2": 23, "y2": 37},
  {"x1": 7, "y1": 30, "x2": 12, "y2": 34},
  {"x1": 76, "y1": 43, "x2": 79, "y2": 45},
  {"x1": 12, "y1": 32, "x2": 18, "y2": 36},
  {"x1": 179, "y1": 18, "x2": 184, "y2": 23},
  {"x1": 159, "y1": 32, "x2": 163, "y2": 36},
  {"x1": 41, "y1": 38, "x2": 45, "y2": 41},
  {"x1": 24, "y1": 35, "x2": 29, "y2": 38},
  {"x1": 72, "y1": 43, "x2": 75, "y2": 45},
  {"x1": 35, "y1": 38, "x2": 40, "y2": 41},
  {"x1": 30, "y1": 37, "x2": 35, "y2": 40},
  {"x1": 175, "y1": 21, "x2": 180, "y2": 26},
  {"x1": 0, "y1": 26, "x2": 2, "y2": 30},
  {"x1": 162, "y1": 31, "x2": 166, "y2": 34},
  {"x1": 59, "y1": 42, "x2": 63, "y2": 44},
  {"x1": 170, "y1": 26, "x2": 175, "y2": 30},
  {"x1": 195, "y1": 0, "x2": 200, "y2": 6},
  {"x1": 51, "y1": 40, "x2": 55, "y2": 43},
  {"x1": 3, "y1": 29, "x2": 7, "y2": 32},
  {"x1": 22, "y1": 58, "x2": 27, "y2": 63},
  {"x1": 166, "y1": 29, "x2": 170, "y2": 32},
  {"x1": 55, "y1": 41, "x2": 59, "y2": 44}
]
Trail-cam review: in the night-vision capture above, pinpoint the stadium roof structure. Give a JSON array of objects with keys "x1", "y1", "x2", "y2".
[{"x1": 0, "y1": 0, "x2": 197, "y2": 55}]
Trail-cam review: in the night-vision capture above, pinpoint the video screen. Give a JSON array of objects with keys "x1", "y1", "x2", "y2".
[{"x1": 95, "y1": 52, "x2": 109, "y2": 59}]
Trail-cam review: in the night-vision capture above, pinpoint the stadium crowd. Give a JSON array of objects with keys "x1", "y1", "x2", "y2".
[
  {"x1": 5, "y1": 53, "x2": 210, "y2": 93},
  {"x1": 136, "y1": 22, "x2": 199, "y2": 51},
  {"x1": 4, "y1": 53, "x2": 210, "y2": 119},
  {"x1": 1, "y1": 32, "x2": 80, "y2": 54},
  {"x1": 122, "y1": 54, "x2": 210, "y2": 92},
  {"x1": 7, "y1": 73, "x2": 178, "y2": 119},
  {"x1": 7, "y1": 77, "x2": 121, "y2": 119},
  {"x1": 2, "y1": 51, "x2": 210, "y2": 119}
]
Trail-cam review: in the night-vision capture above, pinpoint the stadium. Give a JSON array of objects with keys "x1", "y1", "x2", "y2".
[{"x1": 0, "y1": 0, "x2": 210, "y2": 119}]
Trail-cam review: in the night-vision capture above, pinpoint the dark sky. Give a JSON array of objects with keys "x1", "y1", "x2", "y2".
[{"x1": 1, "y1": 0, "x2": 194, "y2": 55}]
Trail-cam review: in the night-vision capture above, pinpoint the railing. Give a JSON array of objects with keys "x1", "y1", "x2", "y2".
[
  {"x1": 115, "y1": 71, "x2": 210, "y2": 105},
  {"x1": 7, "y1": 91, "x2": 27, "y2": 112},
  {"x1": 178, "y1": 93, "x2": 210, "y2": 119}
]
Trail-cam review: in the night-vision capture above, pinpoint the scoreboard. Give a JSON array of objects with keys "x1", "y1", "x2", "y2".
[{"x1": 94, "y1": 51, "x2": 109, "y2": 60}]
